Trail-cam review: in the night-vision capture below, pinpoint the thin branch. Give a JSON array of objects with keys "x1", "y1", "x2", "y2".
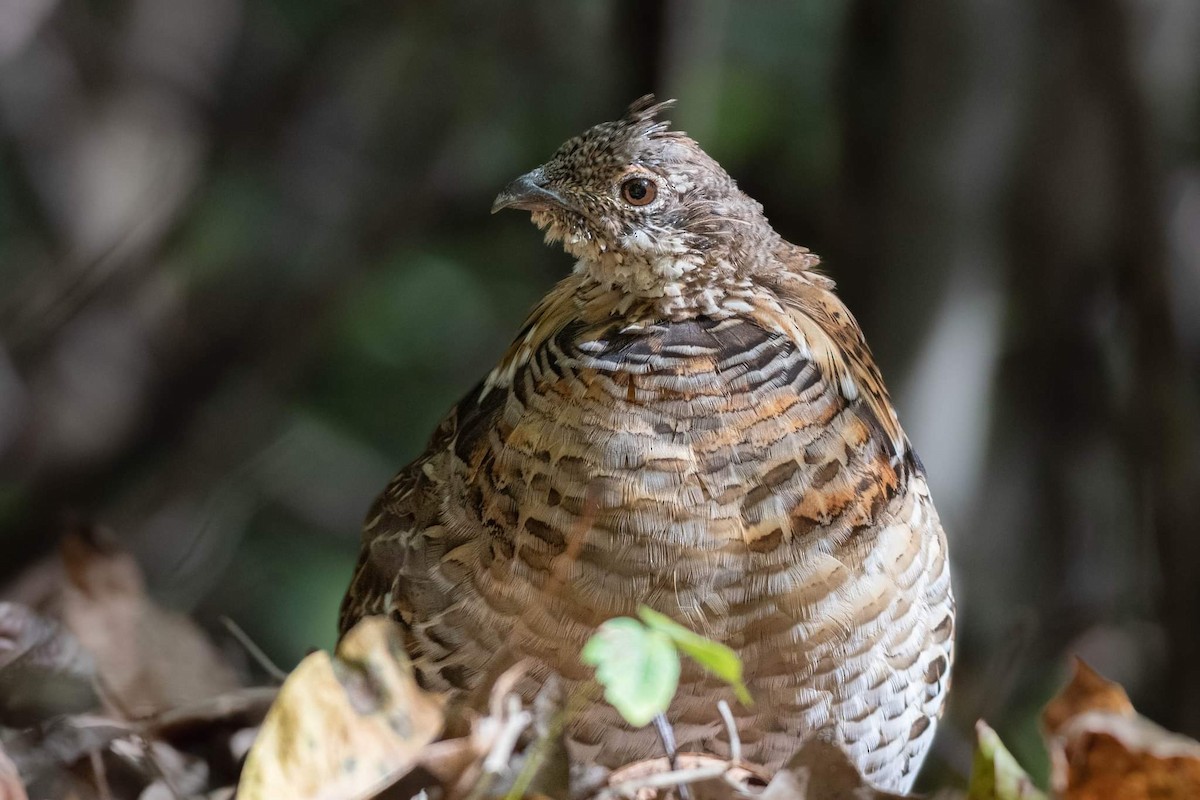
[
  {"x1": 483, "y1": 696, "x2": 532, "y2": 775},
  {"x1": 604, "y1": 764, "x2": 728, "y2": 797},
  {"x1": 92, "y1": 675, "x2": 183, "y2": 800},
  {"x1": 219, "y1": 616, "x2": 289, "y2": 684},
  {"x1": 88, "y1": 749, "x2": 112, "y2": 800},
  {"x1": 717, "y1": 700, "x2": 741, "y2": 765}
]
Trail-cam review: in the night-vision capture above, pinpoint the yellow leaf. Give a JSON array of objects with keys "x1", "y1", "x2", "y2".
[{"x1": 238, "y1": 616, "x2": 445, "y2": 800}]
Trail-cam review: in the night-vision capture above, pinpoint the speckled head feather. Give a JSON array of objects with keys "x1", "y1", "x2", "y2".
[
  {"x1": 560, "y1": 94, "x2": 683, "y2": 159},
  {"x1": 494, "y1": 95, "x2": 781, "y2": 288}
]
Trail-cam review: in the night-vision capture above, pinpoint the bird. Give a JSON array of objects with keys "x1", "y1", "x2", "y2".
[{"x1": 339, "y1": 96, "x2": 954, "y2": 791}]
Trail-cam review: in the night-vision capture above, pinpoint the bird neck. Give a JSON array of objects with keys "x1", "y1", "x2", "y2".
[{"x1": 573, "y1": 253, "x2": 760, "y2": 322}]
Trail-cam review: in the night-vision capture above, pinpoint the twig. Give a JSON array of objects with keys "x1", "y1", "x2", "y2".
[
  {"x1": 717, "y1": 700, "x2": 741, "y2": 764},
  {"x1": 137, "y1": 736, "x2": 186, "y2": 800},
  {"x1": 503, "y1": 743, "x2": 547, "y2": 800},
  {"x1": 220, "y1": 616, "x2": 289, "y2": 684},
  {"x1": 652, "y1": 713, "x2": 691, "y2": 800},
  {"x1": 484, "y1": 696, "x2": 533, "y2": 774},
  {"x1": 488, "y1": 660, "x2": 533, "y2": 722},
  {"x1": 653, "y1": 713, "x2": 678, "y2": 766},
  {"x1": 106, "y1": 735, "x2": 186, "y2": 800},
  {"x1": 89, "y1": 749, "x2": 112, "y2": 800},
  {"x1": 502, "y1": 677, "x2": 585, "y2": 800},
  {"x1": 92, "y1": 676, "x2": 185, "y2": 800},
  {"x1": 463, "y1": 695, "x2": 534, "y2": 800},
  {"x1": 605, "y1": 764, "x2": 728, "y2": 796}
]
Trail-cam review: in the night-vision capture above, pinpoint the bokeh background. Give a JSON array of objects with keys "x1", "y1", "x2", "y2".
[{"x1": 1, "y1": 0, "x2": 1198, "y2": 788}]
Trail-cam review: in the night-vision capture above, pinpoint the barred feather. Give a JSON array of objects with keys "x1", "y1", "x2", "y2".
[{"x1": 339, "y1": 97, "x2": 953, "y2": 792}]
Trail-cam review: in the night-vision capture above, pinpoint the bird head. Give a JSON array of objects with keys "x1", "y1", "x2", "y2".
[{"x1": 492, "y1": 96, "x2": 779, "y2": 292}]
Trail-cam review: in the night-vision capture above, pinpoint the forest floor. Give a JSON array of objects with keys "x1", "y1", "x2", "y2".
[{"x1": 1, "y1": 529, "x2": 1197, "y2": 800}]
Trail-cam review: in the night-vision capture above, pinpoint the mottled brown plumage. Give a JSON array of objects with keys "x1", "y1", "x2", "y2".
[{"x1": 339, "y1": 96, "x2": 954, "y2": 791}]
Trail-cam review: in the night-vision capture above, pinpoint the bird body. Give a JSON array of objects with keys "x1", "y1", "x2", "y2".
[{"x1": 340, "y1": 97, "x2": 953, "y2": 791}]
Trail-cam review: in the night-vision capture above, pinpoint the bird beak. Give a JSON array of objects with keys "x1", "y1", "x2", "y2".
[{"x1": 491, "y1": 169, "x2": 566, "y2": 214}]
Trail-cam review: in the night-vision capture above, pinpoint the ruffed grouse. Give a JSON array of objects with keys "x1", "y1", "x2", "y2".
[{"x1": 340, "y1": 97, "x2": 954, "y2": 791}]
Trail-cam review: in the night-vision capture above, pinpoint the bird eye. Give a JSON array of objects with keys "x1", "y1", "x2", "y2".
[{"x1": 620, "y1": 177, "x2": 657, "y2": 207}]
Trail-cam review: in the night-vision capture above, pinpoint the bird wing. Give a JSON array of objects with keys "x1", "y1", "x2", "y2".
[
  {"x1": 337, "y1": 276, "x2": 585, "y2": 643},
  {"x1": 336, "y1": 392, "x2": 467, "y2": 637},
  {"x1": 754, "y1": 247, "x2": 909, "y2": 462}
]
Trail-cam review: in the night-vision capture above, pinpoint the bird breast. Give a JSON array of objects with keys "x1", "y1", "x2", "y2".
[
  {"x1": 379, "y1": 309, "x2": 953, "y2": 787},
  {"x1": 446, "y1": 313, "x2": 908, "y2": 645}
]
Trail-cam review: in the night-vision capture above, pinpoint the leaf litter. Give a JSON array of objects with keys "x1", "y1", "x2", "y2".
[{"x1": 2, "y1": 529, "x2": 1199, "y2": 799}]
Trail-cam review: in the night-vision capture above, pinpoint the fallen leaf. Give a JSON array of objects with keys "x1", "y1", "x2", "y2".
[
  {"x1": 1051, "y1": 710, "x2": 1200, "y2": 799},
  {"x1": 143, "y1": 686, "x2": 277, "y2": 741},
  {"x1": 0, "y1": 601, "x2": 98, "y2": 725},
  {"x1": 1, "y1": 713, "x2": 128, "y2": 792},
  {"x1": 109, "y1": 736, "x2": 210, "y2": 797},
  {"x1": 404, "y1": 737, "x2": 479, "y2": 792},
  {"x1": 968, "y1": 721, "x2": 1046, "y2": 799},
  {"x1": 58, "y1": 527, "x2": 240, "y2": 718},
  {"x1": 237, "y1": 616, "x2": 445, "y2": 800},
  {"x1": 761, "y1": 731, "x2": 914, "y2": 800},
  {"x1": 1041, "y1": 658, "x2": 1133, "y2": 737},
  {"x1": 0, "y1": 740, "x2": 28, "y2": 800},
  {"x1": 1044, "y1": 659, "x2": 1200, "y2": 799}
]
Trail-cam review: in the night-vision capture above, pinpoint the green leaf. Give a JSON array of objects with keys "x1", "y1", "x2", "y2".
[
  {"x1": 581, "y1": 617, "x2": 680, "y2": 728},
  {"x1": 636, "y1": 607, "x2": 753, "y2": 706},
  {"x1": 968, "y1": 720, "x2": 1048, "y2": 800}
]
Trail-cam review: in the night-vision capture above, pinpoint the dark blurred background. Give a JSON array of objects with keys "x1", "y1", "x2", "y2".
[{"x1": 1, "y1": 0, "x2": 1198, "y2": 788}]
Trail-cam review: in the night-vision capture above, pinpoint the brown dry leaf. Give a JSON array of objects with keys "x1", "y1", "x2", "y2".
[
  {"x1": 144, "y1": 686, "x2": 277, "y2": 741},
  {"x1": 0, "y1": 713, "x2": 128, "y2": 787},
  {"x1": 1044, "y1": 659, "x2": 1200, "y2": 799},
  {"x1": 0, "y1": 740, "x2": 29, "y2": 800},
  {"x1": 58, "y1": 528, "x2": 240, "y2": 719},
  {"x1": 0, "y1": 601, "x2": 98, "y2": 725},
  {"x1": 237, "y1": 616, "x2": 445, "y2": 800},
  {"x1": 1051, "y1": 711, "x2": 1200, "y2": 799},
  {"x1": 1041, "y1": 658, "x2": 1133, "y2": 736},
  {"x1": 407, "y1": 736, "x2": 479, "y2": 791},
  {"x1": 761, "y1": 732, "x2": 914, "y2": 800}
]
